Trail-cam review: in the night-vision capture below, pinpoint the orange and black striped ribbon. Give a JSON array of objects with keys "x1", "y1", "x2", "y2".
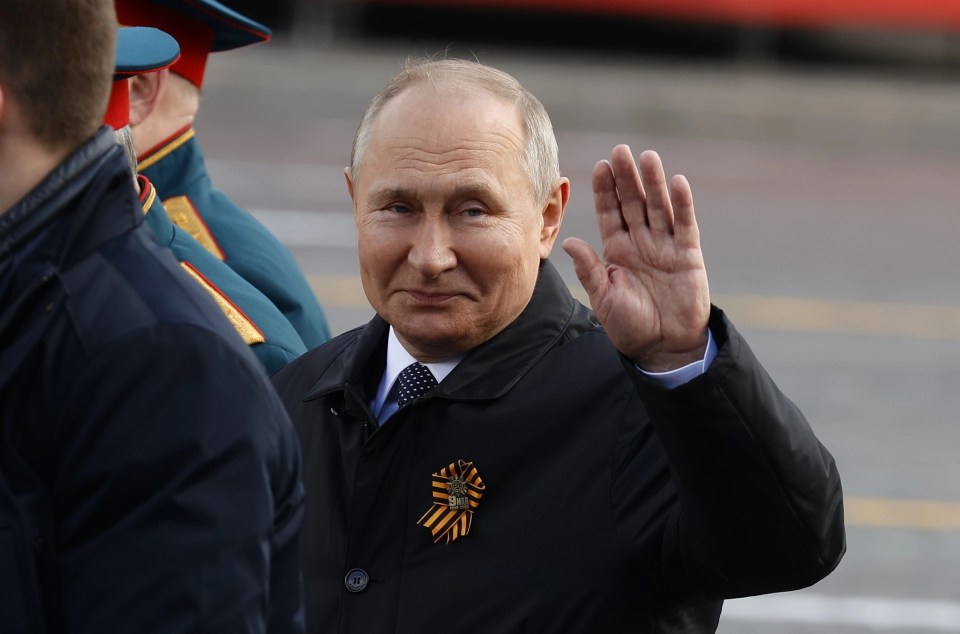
[{"x1": 417, "y1": 460, "x2": 485, "y2": 544}]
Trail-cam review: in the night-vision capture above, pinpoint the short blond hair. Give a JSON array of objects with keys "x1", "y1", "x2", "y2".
[{"x1": 350, "y1": 58, "x2": 560, "y2": 205}]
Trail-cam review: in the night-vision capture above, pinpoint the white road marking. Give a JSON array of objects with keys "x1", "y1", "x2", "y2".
[
  {"x1": 722, "y1": 593, "x2": 960, "y2": 631},
  {"x1": 249, "y1": 208, "x2": 356, "y2": 247}
]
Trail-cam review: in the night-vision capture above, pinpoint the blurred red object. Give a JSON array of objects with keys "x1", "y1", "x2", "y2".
[{"x1": 365, "y1": 0, "x2": 960, "y2": 31}]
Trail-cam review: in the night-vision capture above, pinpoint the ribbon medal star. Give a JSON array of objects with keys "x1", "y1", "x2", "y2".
[{"x1": 417, "y1": 460, "x2": 486, "y2": 544}]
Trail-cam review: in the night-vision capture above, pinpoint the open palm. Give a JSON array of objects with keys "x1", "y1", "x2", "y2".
[{"x1": 562, "y1": 146, "x2": 710, "y2": 371}]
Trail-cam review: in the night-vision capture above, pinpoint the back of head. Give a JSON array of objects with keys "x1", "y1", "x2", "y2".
[
  {"x1": 0, "y1": 0, "x2": 115, "y2": 152},
  {"x1": 351, "y1": 58, "x2": 560, "y2": 206}
]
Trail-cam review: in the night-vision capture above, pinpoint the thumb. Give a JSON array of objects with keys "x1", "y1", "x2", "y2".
[{"x1": 562, "y1": 237, "x2": 608, "y2": 303}]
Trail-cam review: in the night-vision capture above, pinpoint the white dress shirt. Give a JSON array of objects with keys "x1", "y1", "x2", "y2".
[{"x1": 371, "y1": 329, "x2": 463, "y2": 423}]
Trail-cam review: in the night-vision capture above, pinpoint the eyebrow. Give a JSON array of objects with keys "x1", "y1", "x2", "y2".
[
  {"x1": 367, "y1": 180, "x2": 502, "y2": 207},
  {"x1": 366, "y1": 187, "x2": 420, "y2": 207}
]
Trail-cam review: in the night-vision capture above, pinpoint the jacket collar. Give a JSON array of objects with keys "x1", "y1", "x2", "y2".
[
  {"x1": 0, "y1": 127, "x2": 139, "y2": 342},
  {"x1": 138, "y1": 126, "x2": 208, "y2": 197},
  {"x1": 0, "y1": 127, "x2": 124, "y2": 265},
  {"x1": 305, "y1": 260, "x2": 579, "y2": 405}
]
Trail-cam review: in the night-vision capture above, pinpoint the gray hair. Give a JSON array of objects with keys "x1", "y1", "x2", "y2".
[
  {"x1": 113, "y1": 125, "x2": 139, "y2": 186},
  {"x1": 350, "y1": 58, "x2": 560, "y2": 205}
]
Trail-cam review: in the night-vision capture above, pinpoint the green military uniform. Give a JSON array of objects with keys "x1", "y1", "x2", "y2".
[
  {"x1": 118, "y1": 0, "x2": 332, "y2": 349},
  {"x1": 139, "y1": 127, "x2": 331, "y2": 349},
  {"x1": 140, "y1": 176, "x2": 306, "y2": 373},
  {"x1": 115, "y1": 0, "x2": 330, "y2": 348}
]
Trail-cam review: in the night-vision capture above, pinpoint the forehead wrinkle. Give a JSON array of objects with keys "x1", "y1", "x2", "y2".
[
  {"x1": 388, "y1": 130, "x2": 521, "y2": 159},
  {"x1": 367, "y1": 171, "x2": 506, "y2": 206},
  {"x1": 361, "y1": 89, "x2": 532, "y2": 198},
  {"x1": 379, "y1": 137, "x2": 524, "y2": 192}
]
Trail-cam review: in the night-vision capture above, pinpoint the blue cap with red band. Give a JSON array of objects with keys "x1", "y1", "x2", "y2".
[
  {"x1": 115, "y1": 26, "x2": 181, "y2": 77},
  {"x1": 116, "y1": 0, "x2": 271, "y2": 88},
  {"x1": 105, "y1": 26, "x2": 181, "y2": 130}
]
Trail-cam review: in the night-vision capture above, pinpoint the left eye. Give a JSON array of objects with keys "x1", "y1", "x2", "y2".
[{"x1": 462, "y1": 208, "x2": 485, "y2": 217}]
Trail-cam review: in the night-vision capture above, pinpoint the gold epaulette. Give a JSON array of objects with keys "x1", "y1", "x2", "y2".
[
  {"x1": 164, "y1": 196, "x2": 226, "y2": 261},
  {"x1": 179, "y1": 262, "x2": 265, "y2": 346}
]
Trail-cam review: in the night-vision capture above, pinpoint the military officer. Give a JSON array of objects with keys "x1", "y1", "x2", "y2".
[
  {"x1": 117, "y1": 0, "x2": 332, "y2": 349},
  {"x1": 106, "y1": 25, "x2": 307, "y2": 374}
]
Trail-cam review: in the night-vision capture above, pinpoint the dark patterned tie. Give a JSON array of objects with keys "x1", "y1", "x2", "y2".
[{"x1": 395, "y1": 362, "x2": 438, "y2": 408}]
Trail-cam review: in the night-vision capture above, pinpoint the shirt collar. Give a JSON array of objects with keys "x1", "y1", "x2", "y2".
[{"x1": 372, "y1": 326, "x2": 463, "y2": 418}]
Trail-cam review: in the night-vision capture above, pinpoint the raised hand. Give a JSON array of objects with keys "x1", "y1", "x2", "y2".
[{"x1": 562, "y1": 145, "x2": 710, "y2": 371}]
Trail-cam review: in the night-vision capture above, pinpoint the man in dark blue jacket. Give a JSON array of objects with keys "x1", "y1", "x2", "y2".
[{"x1": 0, "y1": 2, "x2": 305, "y2": 631}]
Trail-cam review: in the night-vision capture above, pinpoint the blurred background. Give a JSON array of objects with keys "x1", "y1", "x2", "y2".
[{"x1": 198, "y1": 1, "x2": 960, "y2": 631}]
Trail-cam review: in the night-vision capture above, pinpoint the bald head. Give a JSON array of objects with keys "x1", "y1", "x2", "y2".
[{"x1": 350, "y1": 58, "x2": 561, "y2": 206}]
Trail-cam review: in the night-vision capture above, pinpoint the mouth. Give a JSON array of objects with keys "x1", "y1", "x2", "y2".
[{"x1": 403, "y1": 289, "x2": 461, "y2": 305}]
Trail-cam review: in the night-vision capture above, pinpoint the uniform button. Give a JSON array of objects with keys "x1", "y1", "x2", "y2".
[{"x1": 344, "y1": 568, "x2": 369, "y2": 593}]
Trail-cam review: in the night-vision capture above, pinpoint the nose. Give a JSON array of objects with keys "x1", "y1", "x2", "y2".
[{"x1": 407, "y1": 215, "x2": 457, "y2": 279}]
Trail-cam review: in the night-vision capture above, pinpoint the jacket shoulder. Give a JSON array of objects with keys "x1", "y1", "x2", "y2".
[
  {"x1": 271, "y1": 325, "x2": 365, "y2": 395},
  {"x1": 59, "y1": 222, "x2": 255, "y2": 362}
]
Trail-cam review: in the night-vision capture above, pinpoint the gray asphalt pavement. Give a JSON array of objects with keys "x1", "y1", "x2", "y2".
[{"x1": 196, "y1": 36, "x2": 960, "y2": 632}]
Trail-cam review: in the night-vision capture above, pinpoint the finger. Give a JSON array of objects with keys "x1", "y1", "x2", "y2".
[
  {"x1": 637, "y1": 150, "x2": 674, "y2": 236},
  {"x1": 562, "y1": 237, "x2": 608, "y2": 305},
  {"x1": 669, "y1": 174, "x2": 701, "y2": 249},
  {"x1": 592, "y1": 159, "x2": 627, "y2": 244},
  {"x1": 608, "y1": 145, "x2": 649, "y2": 232}
]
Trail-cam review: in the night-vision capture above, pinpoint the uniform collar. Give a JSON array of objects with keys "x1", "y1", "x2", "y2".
[
  {"x1": 137, "y1": 126, "x2": 207, "y2": 196},
  {"x1": 139, "y1": 175, "x2": 175, "y2": 247}
]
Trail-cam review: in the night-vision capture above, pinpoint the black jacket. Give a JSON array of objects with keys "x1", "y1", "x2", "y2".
[
  {"x1": 271, "y1": 260, "x2": 845, "y2": 634},
  {"x1": 0, "y1": 128, "x2": 305, "y2": 633}
]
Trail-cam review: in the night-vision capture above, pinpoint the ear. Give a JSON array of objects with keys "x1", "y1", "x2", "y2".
[
  {"x1": 538, "y1": 177, "x2": 570, "y2": 259},
  {"x1": 344, "y1": 167, "x2": 356, "y2": 203},
  {"x1": 128, "y1": 69, "x2": 168, "y2": 126},
  {"x1": 0, "y1": 83, "x2": 7, "y2": 132}
]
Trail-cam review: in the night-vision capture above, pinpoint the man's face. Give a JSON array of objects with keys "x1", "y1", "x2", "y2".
[{"x1": 348, "y1": 84, "x2": 567, "y2": 361}]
